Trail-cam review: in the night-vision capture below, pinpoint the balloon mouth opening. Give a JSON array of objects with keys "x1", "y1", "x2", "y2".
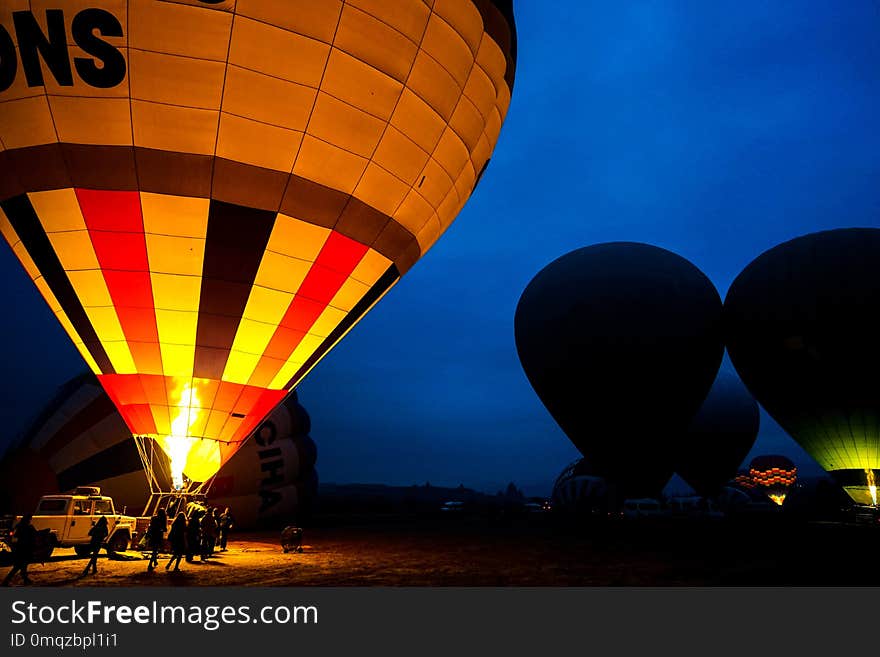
[
  {"x1": 152, "y1": 435, "x2": 222, "y2": 489},
  {"x1": 153, "y1": 382, "x2": 221, "y2": 489}
]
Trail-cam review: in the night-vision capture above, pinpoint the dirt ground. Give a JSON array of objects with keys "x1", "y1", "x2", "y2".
[{"x1": 4, "y1": 516, "x2": 880, "y2": 587}]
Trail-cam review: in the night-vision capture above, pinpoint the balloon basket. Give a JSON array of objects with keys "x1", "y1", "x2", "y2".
[
  {"x1": 141, "y1": 490, "x2": 211, "y2": 520},
  {"x1": 133, "y1": 435, "x2": 214, "y2": 518}
]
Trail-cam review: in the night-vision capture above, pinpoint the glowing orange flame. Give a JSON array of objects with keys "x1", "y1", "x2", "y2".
[
  {"x1": 163, "y1": 383, "x2": 201, "y2": 490},
  {"x1": 768, "y1": 494, "x2": 786, "y2": 506},
  {"x1": 867, "y1": 469, "x2": 877, "y2": 507}
]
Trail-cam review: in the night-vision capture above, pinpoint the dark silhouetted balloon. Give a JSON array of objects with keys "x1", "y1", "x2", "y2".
[
  {"x1": 515, "y1": 243, "x2": 724, "y2": 498},
  {"x1": 749, "y1": 455, "x2": 797, "y2": 506},
  {"x1": 675, "y1": 368, "x2": 759, "y2": 498},
  {"x1": 724, "y1": 228, "x2": 880, "y2": 505}
]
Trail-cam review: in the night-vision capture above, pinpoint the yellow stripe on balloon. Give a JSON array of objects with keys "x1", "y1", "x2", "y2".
[
  {"x1": 142, "y1": 193, "x2": 209, "y2": 379},
  {"x1": 223, "y1": 286, "x2": 295, "y2": 385},
  {"x1": 29, "y1": 190, "x2": 135, "y2": 374}
]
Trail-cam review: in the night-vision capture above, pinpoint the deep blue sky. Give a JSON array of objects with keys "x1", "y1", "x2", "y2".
[{"x1": 1, "y1": 2, "x2": 879, "y2": 495}]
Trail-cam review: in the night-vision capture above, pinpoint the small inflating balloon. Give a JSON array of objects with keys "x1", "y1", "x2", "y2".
[
  {"x1": 0, "y1": 373, "x2": 317, "y2": 527},
  {"x1": 748, "y1": 455, "x2": 797, "y2": 506}
]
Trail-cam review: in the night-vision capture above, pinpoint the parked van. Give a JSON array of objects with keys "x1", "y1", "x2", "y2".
[{"x1": 622, "y1": 498, "x2": 665, "y2": 519}]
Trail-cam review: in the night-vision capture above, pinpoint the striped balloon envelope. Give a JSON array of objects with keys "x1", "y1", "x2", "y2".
[
  {"x1": 0, "y1": 1, "x2": 516, "y2": 486},
  {"x1": 551, "y1": 459, "x2": 608, "y2": 515}
]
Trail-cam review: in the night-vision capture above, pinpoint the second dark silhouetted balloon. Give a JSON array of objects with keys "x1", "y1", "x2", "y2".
[{"x1": 675, "y1": 368, "x2": 760, "y2": 498}]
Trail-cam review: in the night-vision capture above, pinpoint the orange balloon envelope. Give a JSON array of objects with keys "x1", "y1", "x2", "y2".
[{"x1": 0, "y1": 0, "x2": 516, "y2": 485}]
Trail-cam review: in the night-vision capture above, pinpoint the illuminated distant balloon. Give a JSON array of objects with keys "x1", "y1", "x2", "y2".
[
  {"x1": 674, "y1": 368, "x2": 759, "y2": 498},
  {"x1": 0, "y1": 1, "x2": 517, "y2": 487},
  {"x1": 0, "y1": 373, "x2": 317, "y2": 527},
  {"x1": 725, "y1": 229, "x2": 880, "y2": 505},
  {"x1": 749, "y1": 455, "x2": 797, "y2": 506},
  {"x1": 515, "y1": 243, "x2": 724, "y2": 497}
]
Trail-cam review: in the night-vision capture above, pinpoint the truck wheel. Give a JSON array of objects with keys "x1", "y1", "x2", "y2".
[
  {"x1": 74, "y1": 545, "x2": 91, "y2": 558},
  {"x1": 106, "y1": 532, "x2": 129, "y2": 554}
]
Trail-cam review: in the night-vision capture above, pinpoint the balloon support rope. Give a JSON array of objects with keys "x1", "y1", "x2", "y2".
[{"x1": 133, "y1": 434, "x2": 214, "y2": 517}]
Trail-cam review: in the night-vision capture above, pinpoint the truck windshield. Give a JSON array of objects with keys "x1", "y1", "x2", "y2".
[
  {"x1": 35, "y1": 499, "x2": 68, "y2": 515},
  {"x1": 94, "y1": 500, "x2": 112, "y2": 515}
]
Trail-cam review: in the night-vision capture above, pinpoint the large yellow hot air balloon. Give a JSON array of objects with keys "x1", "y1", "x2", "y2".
[{"x1": 0, "y1": 1, "x2": 516, "y2": 492}]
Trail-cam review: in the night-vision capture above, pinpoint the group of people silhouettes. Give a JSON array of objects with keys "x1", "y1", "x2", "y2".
[
  {"x1": 145, "y1": 505, "x2": 234, "y2": 572},
  {"x1": 1, "y1": 506, "x2": 235, "y2": 585}
]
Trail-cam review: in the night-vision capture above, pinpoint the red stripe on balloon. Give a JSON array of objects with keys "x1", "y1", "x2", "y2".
[
  {"x1": 76, "y1": 189, "x2": 164, "y2": 375},
  {"x1": 229, "y1": 388, "x2": 287, "y2": 444},
  {"x1": 246, "y1": 232, "x2": 368, "y2": 388},
  {"x1": 75, "y1": 189, "x2": 144, "y2": 232}
]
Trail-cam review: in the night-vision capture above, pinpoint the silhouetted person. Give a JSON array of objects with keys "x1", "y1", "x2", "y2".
[
  {"x1": 2, "y1": 514, "x2": 36, "y2": 586},
  {"x1": 212, "y1": 508, "x2": 221, "y2": 551},
  {"x1": 81, "y1": 516, "x2": 108, "y2": 577},
  {"x1": 219, "y1": 507, "x2": 234, "y2": 551},
  {"x1": 146, "y1": 509, "x2": 166, "y2": 572},
  {"x1": 185, "y1": 511, "x2": 201, "y2": 563},
  {"x1": 200, "y1": 507, "x2": 217, "y2": 561},
  {"x1": 166, "y1": 513, "x2": 186, "y2": 572}
]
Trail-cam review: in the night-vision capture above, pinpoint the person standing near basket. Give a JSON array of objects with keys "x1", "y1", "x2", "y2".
[
  {"x1": 146, "y1": 508, "x2": 166, "y2": 572},
  {"x1": 165, "y1": 512, "x2": 187, "y2": 572},
  {"x1": 218, "y1": 507, "x2": 234, "y2": 551}
]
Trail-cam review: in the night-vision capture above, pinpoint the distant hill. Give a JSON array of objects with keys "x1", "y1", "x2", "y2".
[{"x1": 317, "y1": 482, "x2": 530, "y2": 515}]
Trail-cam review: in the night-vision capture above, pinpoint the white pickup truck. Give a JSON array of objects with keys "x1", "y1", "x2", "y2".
[{"x1": 24, "y1": 488, "x2": 137, "y2": 557}]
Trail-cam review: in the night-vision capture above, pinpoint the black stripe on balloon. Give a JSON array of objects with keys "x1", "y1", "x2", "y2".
[
  {"x1": 20, "y1": 372, "x2": 97, "y2": 448},
  {"x1": 0, "y1": 194, "x2": 114, "y2": 373},
  {"x1": 473, "y1": 0, "x2": 517, "y2": 89},
  {"x1": 56, "y1": 437, "x2": 142, "y2": 492},
  {"x1": 487, "y1": 0, "x2": 517, "y2": 64},
  {"x1": 39, "y1": 392, "x2": 118, "y2": 460},
  {"x1": 193, "y1": 200, "x2": 277, "y2": 380},
  {"x1": 283, "y1": 264, "x2": 400, "y2": 390}
]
